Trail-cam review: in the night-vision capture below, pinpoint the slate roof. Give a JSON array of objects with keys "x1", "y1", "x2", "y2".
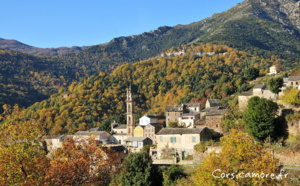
[
  {"x1": 288, "y1": 76, "x2": 300, "y2": 81},
  {"x1": 89, "y1": 127, "x2": 100, "y2": 132},
  {"x1": 125, "y1": 137, "x2": 150, "y2": 142},
  {"x1": 156, "y1": 128, "x2": 206, "y2": 135},
  {"x1": 147, "y1": 123, "x2": 163, "y2": 128},
  {"x1": 143, "y1": 115, "x2": 165, "y2": 119},
  {"x1": 113, "y1": 124, "x2": 127, "y2": 129},
  {"x1": 253, "y1": 84, "x2": 266, "y2": 89},
  {"x1": 165, "y1": 105, "x2": 184, "y2": 112},
  {"x1": 181, "y1": 112, "x2": 200, "y2": 117},
  {"x1": 239, "y1": 91, "x2": 253, "y2": 96},
  {"x1": 207, "y1": 99, "x2": 222, "y2": 107},
  {"x1": 185, "y1": 103, "x2": 200, "y2": 107},
  {"x1": 206, "y1": 109, "x2": 227, "y2": 116}
]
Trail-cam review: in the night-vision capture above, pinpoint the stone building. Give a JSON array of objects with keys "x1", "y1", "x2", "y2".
[
  {"x1": 73, "y1": 130, "x2": 111, "y2": 144},
  {"x1": 287, "y1": 76, "x2": 300, "y2": 89},
  {"x1": 144, "y1": 123, "x2": 163, "y2": 144},
  {"x1": 45, "y1": 134, "x2": 66, "y2": 153},
  {"x1": 205, "y1": 99, "x2": 222, "y2": 108},
  {"x1": 165, "y1": 103, "x2": 200, "y2": 126},
  {"x1": 155, "y1": 128, "x2": 213, "y2": 160},
  {"x1": 238, "y1": 84, "x2": 277, "y2": 110},
  {"x1": 125, "y1": 137, "x2": 152, "y2": 153},
  {"x1": 111, "y1": 123, "x2": 127, "y2": 144},
  {"x1": 205, "y1": 108, "x2": 226, "y2": 132}
]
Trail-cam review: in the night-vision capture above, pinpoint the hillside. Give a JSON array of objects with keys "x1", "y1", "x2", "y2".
[
  {"x1": 5, "y1": 43, "x2": 283, "y2": 135},
  {"x1": 0, "y1": 49, "x2": 84, "y2": 113},
  {"x1": 0, "y1": 38, "x2": 90, "y2": 56}
]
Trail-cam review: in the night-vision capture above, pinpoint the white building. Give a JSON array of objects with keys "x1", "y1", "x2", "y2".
[
  {"x1": 178, "y1": 112, "x2": 200, "y2": 128},
  {"x1": 139, "y1": 115, "x2": 163, "y2": 126}
]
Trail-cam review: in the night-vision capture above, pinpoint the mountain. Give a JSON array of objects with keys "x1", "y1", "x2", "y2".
[
  {"x1": 0, "y1": 38, "x2": 90, "y2": 56},
  {"x1": 56, "y1": 0, "x2": 300, "y2": 75},
  {"x1": 6, "y1": 43, "x2": 282, "y2": 135}
]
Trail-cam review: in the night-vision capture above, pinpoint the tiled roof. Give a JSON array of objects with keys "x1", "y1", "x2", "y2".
[
  {"x1": 288, "y1": 76, "x2": 300, "y2": 81},
  {"x1": 156, "y1": 128, "x2": 206, "y2": 135},
  {"x1": 143, "y1": 115, "x2": 165, "y2": 119},
  {"x1": 89, "y1": 127, "x2": 100, "y2": 132}
]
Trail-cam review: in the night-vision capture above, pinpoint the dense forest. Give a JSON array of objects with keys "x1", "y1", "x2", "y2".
[{"x1": 1, "y1": 43, "x2": 286, "y2": 135}]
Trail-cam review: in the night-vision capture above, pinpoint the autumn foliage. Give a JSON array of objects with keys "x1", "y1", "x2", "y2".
[{"x1": 184, "y1": 130, "x2": 285, "y2": 185}]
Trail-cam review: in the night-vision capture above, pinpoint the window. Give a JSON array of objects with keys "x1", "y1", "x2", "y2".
[
  {"x1": 195, "y1": 108, "x2": 196, "y2": 111},
  {"x1": 192, "y1": 136, "x2": 196, "y2": 143},
  {"x1": 170, "y1": 137, "x2": 176, "y2": 143},
  {"x1": 160, "y1": 136, "x2": 163, "y2": 142},
  {"x1": 296, "y1": 82, "x2": 299, "y2": 85},
  {"x1": 175, "y1": 113, "x2": 177, "y2": 116},
  {"x1": 291, "y1": 82, "x2": 293, "y2": 85}
]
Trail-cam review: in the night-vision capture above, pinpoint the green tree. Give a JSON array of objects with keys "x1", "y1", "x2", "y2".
[
  {"x1": 244, "y1": 67, "x2": 259, "y2": 80},
  {"x1": 168, "y1": 121, "x2": 178, "y2": 128},
  {"x1": 243, "y1": 96, "x2": 279, "y2": 142},
  {"x1": 268, "y1": 77, "x2": 283, "y2": 95},
  {"x1": 161, "y1": 165, "x2": 186, "y2": 186},
  {"x1": 111, "y1": 152, "x2": 161, "y2": 186}
]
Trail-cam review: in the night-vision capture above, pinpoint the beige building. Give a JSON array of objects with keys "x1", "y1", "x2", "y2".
[
  {"x1": 111, "y1": 123, "x2": 127, "y2": 144},
  {"x1": 205, "y1": 99, "x2": 222, "y2": 108},
  {"x1": 45, "y1": 134, "x2": 66, "y2": 153},
  {"x1": 144, "y1": 123, "x2": 163, "y2": 144},
  {"x1": 73, "y1": 130, "x2": 111, "y2": 144},
  {"x1": 239, "y1": 84, "x2": 277, "y2": 110},
  {"x1": 287, "y1": 76, "x2": 300, "y2": 89},
  {"x1": 125, "y1": 137, "x2": 152, "y2": 153},
  {"x1": 156, "y1": 128, "x2": 213, "y2": 160}
]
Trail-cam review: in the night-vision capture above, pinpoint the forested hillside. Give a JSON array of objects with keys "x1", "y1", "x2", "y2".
[
  {"x1": 0, "y1": 49, "x2": 82, "y2": 113},
  {"x1": 3, "y1": 43, "x2": 284, "y2": 135}
]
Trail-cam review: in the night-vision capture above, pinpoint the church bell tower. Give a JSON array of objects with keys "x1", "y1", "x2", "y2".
[{"x1": 126, "y1": 85, "x2": 135, "y2": 137}]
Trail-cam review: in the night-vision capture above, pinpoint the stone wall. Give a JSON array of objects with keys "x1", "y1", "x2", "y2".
[{"x1": 275, "y1": 152, "x2": 300, "y2": 166}]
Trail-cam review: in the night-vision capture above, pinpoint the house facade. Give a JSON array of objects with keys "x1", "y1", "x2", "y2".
[
  {"x1": 125, "y1": 137, "x2": 152, "y2": 153},
  {"x1": 239, "y1": 84, "x2": 277, "y2": 110},
  {"x1": 287, "y1": 76, "x2": 300, "y2": 89},
  {"x1": 111, "y1": 123, "x2": 127, "y2": 144},
  {"x1": 144, "y1": 123, "x2": 163, "y2": 144},
  {"x1": 178, "y1": 112, "x2": 200, "y2": 128},
  {"x1": 156, "y1": 128, "x2": 213, "y2": 160}
]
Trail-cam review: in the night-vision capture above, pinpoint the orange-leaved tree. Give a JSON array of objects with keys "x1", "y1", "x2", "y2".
[
  {"x1": 182, "y1": 130, "x2": 286, "y2": 185},
  {"x1": 45, "y1": 138, "x2": 120, "y2": 185},
  {"x1": 0, "y1": 105, "x2": 49, "y2": 185}
]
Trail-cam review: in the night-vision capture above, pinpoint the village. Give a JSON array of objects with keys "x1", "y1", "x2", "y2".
[{"x1": 45, "y1": 64, "x2": 300, "y2": 166}]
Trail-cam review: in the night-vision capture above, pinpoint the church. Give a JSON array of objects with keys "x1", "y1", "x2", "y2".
[{"x1": 110, "y1": 86, "x2": 137, "y2": 144}]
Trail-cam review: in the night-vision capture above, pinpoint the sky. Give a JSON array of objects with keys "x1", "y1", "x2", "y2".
[{"x1": 0, "y1": 0, "x2": 244, "y2": 48}]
